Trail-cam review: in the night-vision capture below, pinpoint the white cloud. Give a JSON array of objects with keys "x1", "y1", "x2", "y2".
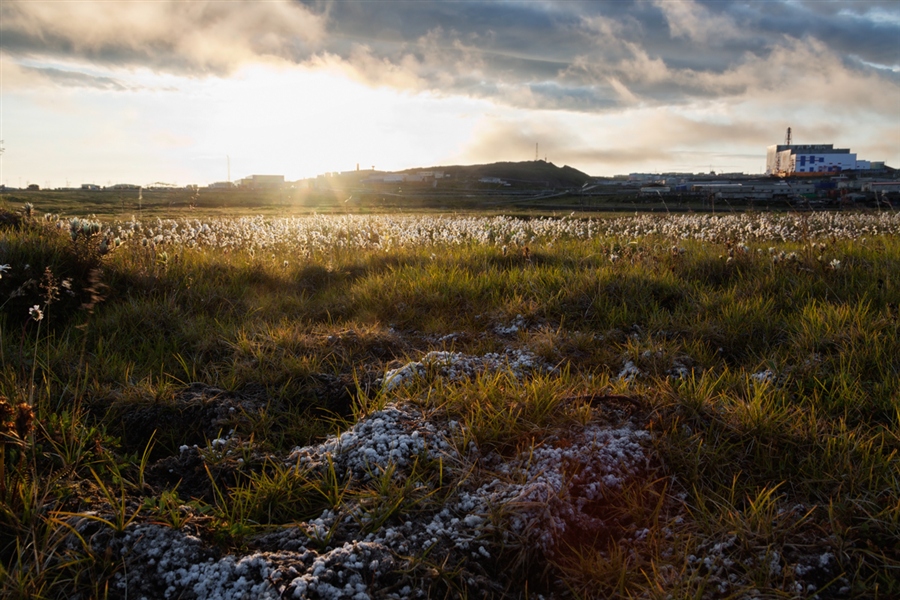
[
  {"x1": 653, "y1": 0, "x2": 746, "y2": 45},
  {"x1": 0, "y1": 55, "x2": 49, "y2": 89},
  {"x1": 2, "y1": 1, "x2": 897, "y2": 184},
  {"x1": 1, "y1": 0, "x2": 327, "y2": 74}
]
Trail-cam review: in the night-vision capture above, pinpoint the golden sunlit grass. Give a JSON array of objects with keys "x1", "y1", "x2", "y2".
[{"x1": 0, "y1": 203, "x2": 898, "y2": 598}]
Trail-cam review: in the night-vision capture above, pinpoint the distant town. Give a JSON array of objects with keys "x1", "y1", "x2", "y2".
[{"x1": 3, "y1": 131, "x2": 898, "y2": 209}]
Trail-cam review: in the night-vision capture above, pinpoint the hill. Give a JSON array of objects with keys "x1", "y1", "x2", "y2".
[{"x1": 403, "y1": 160, "x2": 592, "y2": 188}]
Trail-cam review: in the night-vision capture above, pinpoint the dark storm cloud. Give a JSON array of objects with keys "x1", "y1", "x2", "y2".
[
  {"x1": 3, "y1": 0, "x2": 898, "y2": 114},
  {"x1": 744, "y1": 1, "x2": 900, "y2": 67},
  {"x1": 312, "y1": 0, "x2": 899, "y2": 114}
]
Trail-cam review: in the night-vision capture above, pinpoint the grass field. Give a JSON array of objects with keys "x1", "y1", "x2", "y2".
[
  {"x1": 0, "y1": 185, "x2": 801, "y2": 222},
  {"x1": 1, "y1": 199, "x2": 898, "y2": 598}
]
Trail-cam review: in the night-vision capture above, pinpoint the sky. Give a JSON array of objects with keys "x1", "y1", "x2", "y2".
[{"x1": 1, "y1": 0, "x2": 898, "y2": 188}]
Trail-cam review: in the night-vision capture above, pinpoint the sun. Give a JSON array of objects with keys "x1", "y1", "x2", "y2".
[{"x1": 196, "y1": 66, "x2": 484, "y2": 181}]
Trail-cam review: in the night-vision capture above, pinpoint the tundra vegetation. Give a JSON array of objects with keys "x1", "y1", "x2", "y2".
[{"x1": 0, "y1": 202, "x2": 898, "y2": 599}]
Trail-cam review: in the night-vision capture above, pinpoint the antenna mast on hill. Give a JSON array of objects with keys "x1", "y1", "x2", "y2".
[
  {"x1": 535, "y1": 143, "x2": 538, "y2": 161},
  {"x1": 785, "y1": 127, "x2": 792, "y2": 146}
]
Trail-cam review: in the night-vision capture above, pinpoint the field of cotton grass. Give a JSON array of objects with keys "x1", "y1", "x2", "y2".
[{"x1": 1, "y1": 203, "x2": 898, "y2": 599}]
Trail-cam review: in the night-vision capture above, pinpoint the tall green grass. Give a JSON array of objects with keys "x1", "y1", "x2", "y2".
[{"x1": 1, "y1": 205, "x2": 898, "y2": 597}]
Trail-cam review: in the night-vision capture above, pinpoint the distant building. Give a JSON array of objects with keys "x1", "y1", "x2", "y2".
[
  {"x1": 146, "y1": 183, "x2": 180, "y2": 191},
  {"x1": 640, "y1": 186, "x2": 670, "y2": 195},
  {"x1": 207, "y1": 181, "x2": 235, "y2": 189},
  {"x1": 81, "y1": 184, "x2": 101, "y2": 190},
  {"x1": 239, "y1": 175, "x2": 285, "y2": 189},
  {"x1": 864, "y1": 181, "x2": 900, "y2": 194},
  {"x1": 766, "y1": 143, "x2": 865, "y2": 176},
  {"x1": 402, "y1": 171, "x2": 444, "y2": 183},
  {"x1": 692, "y1": 181, "x2": 816, "y2": 200},
  {"x1": 628, "y1": 173, "x2": 658, "y2": 183},
  {"x1": 691, "y1": 183, "x2": 745, "y2": 193}
]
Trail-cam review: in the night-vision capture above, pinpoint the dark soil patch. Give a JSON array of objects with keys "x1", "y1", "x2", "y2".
[
  {"x1": 97, "y1": 383, "x2": 267, "y2": 460},
  {"x1": 98, "y1": 377, "x2": 366, "y2": 501},
  {"x1": 143, "y1": 446, "x2": 237, "y2": 503}
]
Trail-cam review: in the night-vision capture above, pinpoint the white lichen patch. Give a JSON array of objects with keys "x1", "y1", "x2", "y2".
[
  {"x1": 750, "y1": 369, "x2": 776, "y2": 384},
  {"x1": 617, "y1": 360, "x2": 643, "y2": 382},
  {"x1": 379, "y1": 349, "x2": 551, "y2": 392},
  {"x1": 74, "y1": 395, "x2": 655, "y2": 599},
  {"x1": 463, "y1": 423, "x2": 653, "y2": 552},
  {"x1": 494, "y1": 314, "x2": 527, "y2": 335},
  {"x1": 80, "y1": 522, "x2": 397, "y2": 600},
  {"x1": 57, "y1": 341, "x2": 861, "y2": 596},
  {"x1": 286, "y1": 403, "x2": 456, "y2": 479}
]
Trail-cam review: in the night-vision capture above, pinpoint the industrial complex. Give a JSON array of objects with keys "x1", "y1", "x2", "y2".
[
  {"x1": 765, "y1": 128, "x2": 881, "y2": 176},
  {"x1": 5, "y1": 129, "x2": 896, "y2": 209}
]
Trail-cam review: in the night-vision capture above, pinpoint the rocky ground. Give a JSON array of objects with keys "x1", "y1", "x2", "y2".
[{"x1": 61, "y1": 346, "x2": 850, "y2": 599}]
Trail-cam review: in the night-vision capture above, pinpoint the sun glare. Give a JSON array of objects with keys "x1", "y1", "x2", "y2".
[
  {"x1": 195, "y1": 66, "x2": 484, "y2": 180},
  {"x1": 2, "y1": 62, "x2": 491, "y2": 187}
]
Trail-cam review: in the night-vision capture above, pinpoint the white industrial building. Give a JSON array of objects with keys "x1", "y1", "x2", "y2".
[{"x1": 766, "y1": 143, "x2": 867, "y2": 176}]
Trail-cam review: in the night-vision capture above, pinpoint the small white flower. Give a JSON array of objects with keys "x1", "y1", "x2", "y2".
[
  {"x1": 0, "y1": 264, "x2": 9, "y2": 279},
  {"x1": 829, "y1": 259, "x2": 841, "y2": 269},
  {"x1": 29, "y1": 305, "x2": 44, "y2": 321}
]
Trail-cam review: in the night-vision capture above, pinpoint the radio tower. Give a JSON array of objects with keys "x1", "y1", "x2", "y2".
[
  {"x1": 535, "y1": 143, "x2": 538, "y2": 161},
  {"x1": 785, "y1": 127, "x2": 792, "y2": 146}
]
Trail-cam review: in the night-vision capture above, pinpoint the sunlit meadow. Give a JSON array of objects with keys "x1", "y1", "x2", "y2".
[{"x1": 1, "y1": 205, "x2": 898, "y2": 598}]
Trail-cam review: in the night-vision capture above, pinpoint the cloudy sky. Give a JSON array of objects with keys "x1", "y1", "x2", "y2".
[{"x1": 2, "y1": 0, "x2": 898, "y2": 187}]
